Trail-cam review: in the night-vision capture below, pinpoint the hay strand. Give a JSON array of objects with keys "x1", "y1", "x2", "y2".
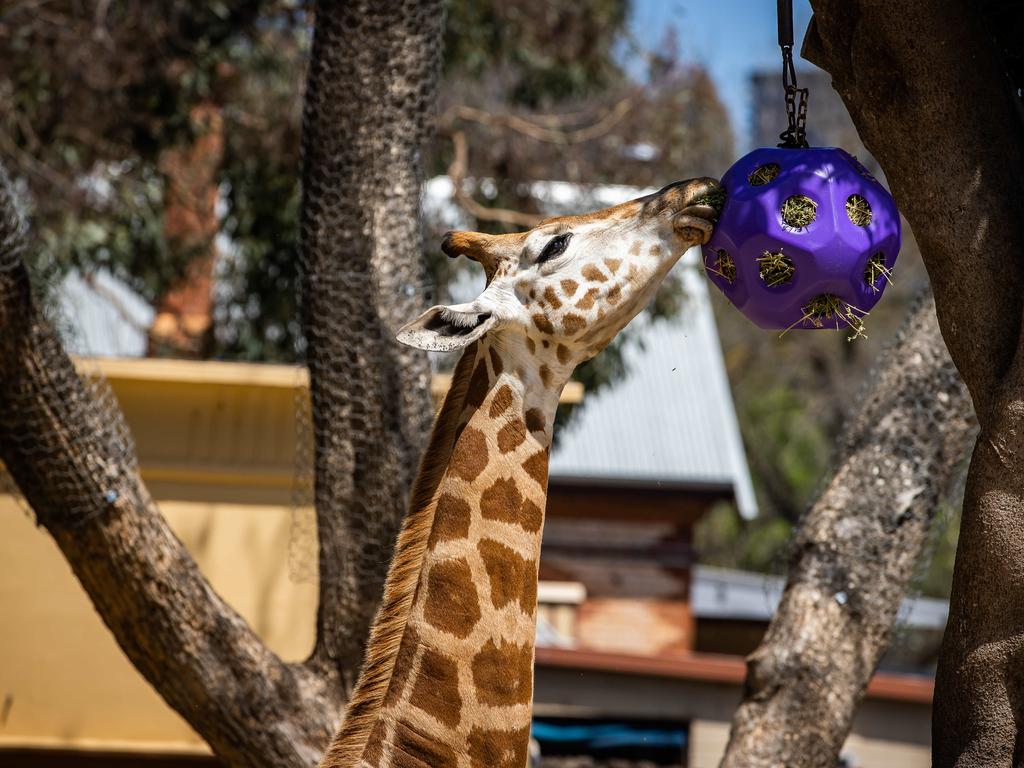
[
  {"x1": 864, "y1": 253, "x2": 893, "y2": 293},
  {"x1": 749, "y1": 163, "x2": 781, "y2": 186},
  {"x1": 706, "y1": 248, "x2": 736, "y2": 283},
  {"x1": 782, "y1": 293, "x2": 868, "y2": 341},
  {"x1": 757, "y1": 250, "x2": 795, "y2": 287},
  {"x1": 781, "y1": 195, "x2": 817, "y2": 228},
  {"x1": 694, "y1": 187, "x2": 727, "y2": 214},
  {"x1": 846, "y1": 194, "x2": 872, "y2": 226}
]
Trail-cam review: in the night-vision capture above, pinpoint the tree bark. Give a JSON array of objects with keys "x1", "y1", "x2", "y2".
[
  {"x1": 726, "y1": 2, "x2": 1024, "y2": 766},
  {"x1": 720, "y1": 294, "x2": 974, "y2": 767},
  {"x1": 0, "y1": 166, "x2": 340, "y2": 767},
  {"x1": 298, "y1": 0, "x2": 442, "y2": 690}
]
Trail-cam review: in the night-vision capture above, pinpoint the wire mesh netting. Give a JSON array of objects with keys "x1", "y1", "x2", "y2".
[{"x1": 0, "y1": 164, "x2": 148, "y2": 530}]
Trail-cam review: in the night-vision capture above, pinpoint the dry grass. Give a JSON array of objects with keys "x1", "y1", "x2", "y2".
[
  {"x1": 748, "y1": 163, "x2": 781, "y2": 186},
  {"x1": 846, "y1": 194, "x2": 872, "y2": 226},
  {"x1": 706, "y1": 248, "x2": 736, "y2": 283},
  {"x1": 757, "y1": 250, "x2": 795, "y2": 287},
  {"x1": 864, "y1": 252, "x2": 893, "y2": 292},
  {"x1": 694, "y1": 187, "x2": 727, "y2": 214},
  {"x1": 781, "y1": 195, "x2": 817, "y2": 228},
  {"x1": 784, "y1": 293, "x2": 868, "y2": 340}
]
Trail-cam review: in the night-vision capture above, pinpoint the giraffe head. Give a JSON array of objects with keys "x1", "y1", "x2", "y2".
[{"x1": 398, "y1": 178, "x2": 720, "y2": 376}]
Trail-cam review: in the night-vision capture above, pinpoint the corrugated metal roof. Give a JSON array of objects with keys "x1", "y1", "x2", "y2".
[{"x1": 59, "y1": 269, "x2": 152, "y2": 357}]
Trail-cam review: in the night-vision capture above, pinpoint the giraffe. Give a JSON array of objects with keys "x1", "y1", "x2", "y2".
[{"x1": 318, "y1": 177, "x2": 720, "y2": 768}]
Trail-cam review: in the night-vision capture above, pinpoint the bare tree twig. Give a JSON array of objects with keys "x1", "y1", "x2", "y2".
[{"x1": 446, "y1": 130, "x2": 543, "y2": 228}]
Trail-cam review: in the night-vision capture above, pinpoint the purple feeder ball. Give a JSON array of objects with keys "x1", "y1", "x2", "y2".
[{"x1": 702, "y1": 147, "x2": 902, "y2": 332}]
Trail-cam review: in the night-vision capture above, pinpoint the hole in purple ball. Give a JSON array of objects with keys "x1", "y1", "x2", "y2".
[
  {"x1": 748, "y1": 163, "x2": 780, "y2": 186},
  {"x1": 781, "y1": 195, "x2": 817, "y2": 229},
  {"x1": 846, "y1": 194, "x2": 872, "y2": 227},
  {"x1": 757, "y1": 250, "x2": 795, "y2": 288},
  {"x1": 706, "y1": 248, "x2": 736, "y2": 283},
  {"x1": 864, "y1": 252, "x2": 893, "y2": 293}
]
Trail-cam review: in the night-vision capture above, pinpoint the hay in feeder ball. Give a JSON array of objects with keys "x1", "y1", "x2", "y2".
[
  {"x1": 790, "y1": 293, "x2": 868, "y2": 341},
  {"x1": 693, "y1": 187, "x2": 727, "y2": 214},
  {"x1": 864, "y1": 252, "x2": 893, "y2": 292},
  {"x1": 707, "y1": 248, "x2": 736, "y2": 283},
  {"x1": 748, "y1": 163, "x2": 781, "y2": 186},
  {"x1": 846, "y1": 194, "x2": 872, "y2": 226},
  {"x1": 756, "y1": 249, "x2": 795, "y2": 287},
  {"x1": 781, "y1": 194, "x2": 817, "y2": 228}
]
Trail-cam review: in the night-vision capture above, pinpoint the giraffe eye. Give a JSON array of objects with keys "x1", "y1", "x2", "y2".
[{"x1": 538, "y1": 232, "x2": 573, "y2": 264}]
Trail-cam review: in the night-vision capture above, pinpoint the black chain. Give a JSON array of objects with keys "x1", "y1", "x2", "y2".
[{"x1": 777, "y1": 0, "x2": 809, "y2": 148}]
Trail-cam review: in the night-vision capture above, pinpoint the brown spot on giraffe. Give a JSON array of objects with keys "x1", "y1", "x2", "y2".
[
  {"x1": 427, "y1": 493, "x2": 472, "y2": 549},
  {"x1": 472, "y1": 639, "x2": 534, "y2": 706},
  {"x1": 556, "y1": 343, "x2": 571, "y2": 364},
  {"x1": 480, "y1": 477, "x2": 522, "y2": 526},
  {"x1": 560, "y1": 278, "x2": 579, "y2": 297},
  {"x1": 384, "y1": 624, "x2": 421, "y2": 707},
  {"x1": 392, "y1": 720, "x2": 458, "y2": 768},
  {"x1": 478, "y1": 538, "x2": 536, "y2": 611},
  {"x1": 607, "y1": 284, "x2": 622, "y2": 305},
  {"x1": 450, "y1": 426, "x2": 488, "y2": 481},
  {"x1": 497, "y1": 418, "x2": 527, "y2": 454},
  {"x1": 604, "y1": 257, "x2": 622, "y2": 274},
  {"x1": 532, "y1": 313, "x2": 555, "y2": 335},
  {"x1": 540, "y1": 365, "x2": 552, "y2": 388},
  {"x1": 562, "y1": 313, "x2": 586, "y2": 335},
  {"x1": 522, "y1": 448, "x2": 549, "y2": 491},
  {"x1": 543, "y1": 285, "x2": 562, "y2": 310},
  {"x1": 488, "y1": 345, "x2": 504, "y2": 376},
  {"x1": 525, "y1": 408, "x2": 546, "y2": 433},
  {"x1": 520, "y1": 498, "x2": 543, "y2": 533},
  {"x1": 424, "y1": 558, "x2": 481, "y2": 638},
  {"x1": 649, "y1": 244, "x2": 662, "y2": 257},
  {"x1": 409, "y1": 648, "x2": 462, "y2": 728},
  {"x1": 525, "y1": 336, "x2": 536, "y2": 354},
  {"x1": 582, "y1": 264, "x2": 607, "y2": 282},
  {"x1": 466, "y1": 359, "x2": 490, "y2": 408},
  {"x1": 629, "y1": 241, "x2": 642, "y2": 256},
  {"x1": 468, "y1": 726, "x2": 531, "y2": 768},
  {"x1": 489, "y1": 384, "x2": 515, "y2": 418},
  {"x1": 575, "y1": 287, "x2": 600, "y2": 310}
]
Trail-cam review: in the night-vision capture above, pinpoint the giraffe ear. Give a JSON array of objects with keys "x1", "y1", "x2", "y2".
[{"x1": 396, "y1": 303, "x2": 498, "y2": 352}]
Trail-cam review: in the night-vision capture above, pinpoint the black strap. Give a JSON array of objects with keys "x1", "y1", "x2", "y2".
[{"x1": 777, "y1": 0, "x2": 809, "y2": 148}]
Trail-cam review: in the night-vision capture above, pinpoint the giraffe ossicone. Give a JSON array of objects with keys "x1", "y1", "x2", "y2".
[{"x1": 318, "y1": 178, "x2": 719, "y2": 768}]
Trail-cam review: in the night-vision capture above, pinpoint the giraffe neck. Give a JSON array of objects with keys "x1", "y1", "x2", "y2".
[{"x1": 320, "y1": 337, "x2": 566, "y2": 768}]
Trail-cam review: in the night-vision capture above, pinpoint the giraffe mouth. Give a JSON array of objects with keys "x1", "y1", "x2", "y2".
[{"x1": 430, "y1": 308, "x2": 492, "y2": 336}]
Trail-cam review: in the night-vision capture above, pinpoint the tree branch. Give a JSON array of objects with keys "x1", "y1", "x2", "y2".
[
  {"x1": 790, "y1": 3, "x2": 1024, "y2": 764},
  {"x1": 0, "y1": 165, "x2": 340, "y2": 767},
  {"x1": 721, "y1": 293, "x2": 974, "y2": 766},
  {"x1": 298, "y1": 0, "x2": 441, "y2": 691},
  {"x1": 447, "y1": 130, "x2": 544, "y2": 228}
]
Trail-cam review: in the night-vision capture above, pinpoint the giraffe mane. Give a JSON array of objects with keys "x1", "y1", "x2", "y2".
[{"x1": 319, "y1": 344, "x2": 479, "y2": 768}]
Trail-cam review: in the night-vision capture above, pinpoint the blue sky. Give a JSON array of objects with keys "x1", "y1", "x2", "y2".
[{"x1": 628, "y1": 0, "x2": 815, "y2": 151}]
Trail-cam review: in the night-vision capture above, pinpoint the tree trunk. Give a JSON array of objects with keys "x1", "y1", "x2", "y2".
[
  {"x1": 720, "y1": 294, "x2": 974, "y2": 767},
  {"x1": 298, "y1": 0, "x2": 442, "y2": 691},
  {"x1": 729, "y1": 2, "x2": 1024, "y2": 766},
  {"x1": 0, "y1": 166, "x2": 340, "y2": 767},
  {"x1": 0, "y1": 1, "x2": 447, "y2": 763}
]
